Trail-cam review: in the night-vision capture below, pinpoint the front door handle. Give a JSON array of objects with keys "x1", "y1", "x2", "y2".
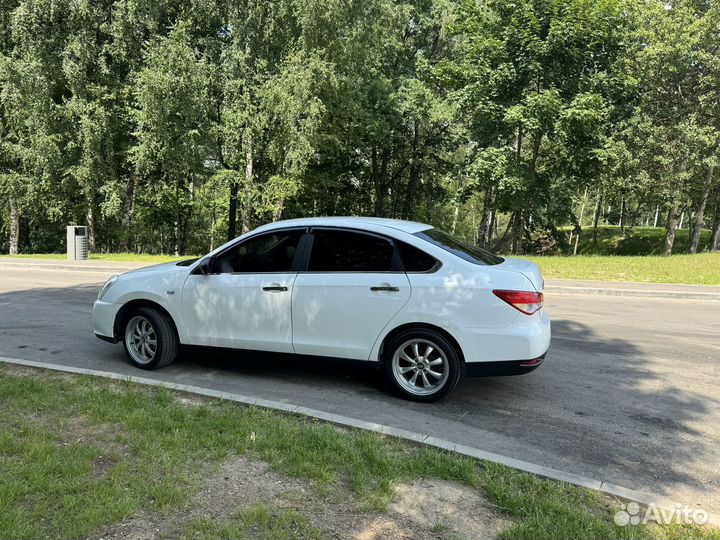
[
  {"x1": 370, "y1": 286, "x2": 399, "y2": 292},
  {"x1": 262, "y1": 285, "x2": 288, "y2": 292}
]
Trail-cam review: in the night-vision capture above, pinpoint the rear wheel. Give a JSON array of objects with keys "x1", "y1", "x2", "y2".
[
  {"x1": 122, "y1": 307, "x2": 178, "y2": 370},
  {"x1": 384, "y1": 329, "x2": 461, "y2": 402}
]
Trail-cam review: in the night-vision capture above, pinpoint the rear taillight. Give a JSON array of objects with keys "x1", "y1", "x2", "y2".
[{"x1": 493, "y1": 290, "x2": 544, "y2": 315}]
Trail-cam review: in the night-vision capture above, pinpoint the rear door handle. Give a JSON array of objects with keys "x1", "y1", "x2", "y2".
[
  {"x1": 263, "y1": 285, "x2": 288, "y2": 292},
  {"x1": 371, "y1": 286, "x2": 399, "y2": 292}
]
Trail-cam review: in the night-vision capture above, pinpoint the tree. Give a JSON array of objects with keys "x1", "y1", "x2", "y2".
[{"x1": 132, "y1": 22, "x2": 213, "y2": 255}]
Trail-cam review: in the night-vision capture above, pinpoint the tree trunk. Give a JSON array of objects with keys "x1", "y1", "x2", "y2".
[
  {"x1": 690, "y1": 166, "x2": 713, "y2": 254},
  {"x1": 577, "y1": 187, "x2": 588, "y2": 227},
  {"x1": 573, "y1": 188, "x2": 589, "y2": 255},
  {"x1": 710, "y1": 186, "x2": 720, "y2": 251},
  {"x1": 663, "y1": 204, "x2": 679, "y2": 256},
  {"x1": 402, "y1": 163, "x2": 420, "y2": 220},
  {"x1": 86, "y1": 206, "x2": 96, "y2": 252},
  {"x1": 511, "y1": 211, "x2": 524, "y2": 254},
  {"x1": 174, "y1": 183, "x2": 181, "y2": 257},
  {"x1": 242, "y1": 134, "x2": 254, "y2": 234},
  {"x1": 653, "y1": 205, "x2": 659, "y2": 227},
  {"x1": 477, "y1": 185, "x2": 494, "y2": 247},
  {"x1": 592, "y1": 189, "x2": 603, "y2": 244},
  {"x1": 228, "y1": 177, "x2": 238, "y2": 241},
  {"x1": 9, "y1": 199, "x2": 20, "y2": 255},
  {"x1": 619, "y1": 196, "x2": 626, "y2": 235},
  {"x1": 451, "y1": 200, "x2": 460, "y2": 234},
  {"x1": 118, "y1": 172, "x2": 137, "y2": 252},
  {"x1": 372, "y1": 148, "x2": 389, "y2": 217},
  {"x1": 401, "y1": 120, "x2": 421, "y2": 220}
]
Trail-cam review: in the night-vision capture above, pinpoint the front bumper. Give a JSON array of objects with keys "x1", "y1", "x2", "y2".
[{"x1": 93, "y1": 299, "x2": 122, "y2": 343}]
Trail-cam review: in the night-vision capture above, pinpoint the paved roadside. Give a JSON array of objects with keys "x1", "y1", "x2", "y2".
[
  {"x1": 1, "y1": 262, "x2": 719, "y2": 515},
  {"x1": 0, "y1": 258, "x2": 149, "y2": 273},
  {"x1": 2, "y1": 258, "x2": 718, "y2": 300},
  {"x1": 544, "y1": 279, "x2": 720, "y2": 300}
]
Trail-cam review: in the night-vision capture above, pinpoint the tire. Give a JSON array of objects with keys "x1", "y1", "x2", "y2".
[
  {"x1": 383, "y1": 329, "x2": 461, "y2": 402},
  {"x1": 122, "y1": 306, "x2": 178, "y2": 370}
]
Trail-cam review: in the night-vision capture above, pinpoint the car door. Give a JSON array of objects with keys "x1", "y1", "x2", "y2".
[
  {"x1": 181, "y1": 229, "x2": 304, "y2": 352},
  {"x1": 291, "y1": 228, "x2": 411, "y2": 359}
]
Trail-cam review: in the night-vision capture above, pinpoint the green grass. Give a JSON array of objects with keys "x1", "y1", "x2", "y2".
[
  {"x1": 182, "y1": 504, "x2": 323, "y2": 540},
  {"x1": 565, "y1": 225, "x2": 715, "y2": 256},
  {"x1": 0, "y1": 364, "x2": 717, "y2": 540},
  {"x1": 526, "y1": 252, "x2": 720, "y2": 285},
  {"x1": 0, "y1": 252, "x2": 191, "y2": 263},
  {"x1": 525, "y1": 226, "x2": 720, "y2": 285}
]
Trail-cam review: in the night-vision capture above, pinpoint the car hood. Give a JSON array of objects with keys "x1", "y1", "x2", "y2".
[
  {"x1": 497, "y1": 257, "x2": 544, "y2": 292},
  {"x1": 122, "y1": 261, "x2": 189, "y2": 276}
]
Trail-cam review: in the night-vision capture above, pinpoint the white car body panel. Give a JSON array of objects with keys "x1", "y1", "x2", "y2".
[
  {"x1": 181, "y1": 272, "x2": 298, "y2": 352},
  {"x1": 95, "y1": 261, "x2": 190, "y2": 341},
  {"x1": 291, "y1": 272, "x2": 411, "y2": 358},
  {"x1": 94, "y1": 216, "x2": 551, "y2": 368}
]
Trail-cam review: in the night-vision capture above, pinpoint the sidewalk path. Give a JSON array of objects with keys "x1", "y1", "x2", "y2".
[{"x1": 545, "y1": 279, "x2": 720, "y2": 300}]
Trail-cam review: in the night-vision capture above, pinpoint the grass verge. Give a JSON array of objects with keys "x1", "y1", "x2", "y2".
[
  {"x1": 565, "y1": 226, "x2": 715, "y2": 256},
  {"x1": 0, "y1": 364, "x2": 717, "y2": 539},
  {"x1": 525, "y1": 252, "x2": 720, "y2": 286}
]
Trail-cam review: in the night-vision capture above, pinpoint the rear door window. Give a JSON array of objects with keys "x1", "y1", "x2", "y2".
[{"x1": 308, "y1": 229, "x2": 396, "y2": 272}]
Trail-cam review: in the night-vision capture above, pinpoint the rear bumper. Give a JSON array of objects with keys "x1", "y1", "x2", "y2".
[
  {"x1": 458, "y1": 309, "x2": 551, "y2": 362},
  {"x1": 465, "y1": 352, "x2": 546, "y2": 377}
]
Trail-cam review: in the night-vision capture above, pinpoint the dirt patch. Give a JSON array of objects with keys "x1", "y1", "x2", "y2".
[
  {"x1": 385, "y1": 480, "x2": 511, "y2": 539},
  {"x1": 95, "y1": 456, "x2": 510, "y2": 540},
  {"x1": 176, "y1": 395, "x2": 209, "y2": 407}
]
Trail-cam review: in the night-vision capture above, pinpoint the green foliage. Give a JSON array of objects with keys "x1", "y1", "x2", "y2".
[{"x1": 1, "y1": 0, "x2": 719, "y2": 256}]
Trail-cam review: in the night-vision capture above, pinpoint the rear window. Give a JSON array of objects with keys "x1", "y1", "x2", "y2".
[
  {"x1": 414, "y1": 228, "x2": 503, "y2": 266},
  {"x1": 308, "y1": 229, "x2": 395, "y2": 272}
]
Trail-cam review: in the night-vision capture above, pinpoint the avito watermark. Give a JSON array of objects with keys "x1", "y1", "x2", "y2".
[{"x1": 614, "y1": 501, "x2": 709, "y2": 527}]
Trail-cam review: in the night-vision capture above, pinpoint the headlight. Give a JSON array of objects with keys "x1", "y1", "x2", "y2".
[{"x1": 98, "y1": 275, "x2": 118, "y2": 300}]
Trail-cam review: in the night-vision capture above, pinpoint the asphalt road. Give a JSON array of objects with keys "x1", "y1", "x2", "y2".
[{"x1": 0, "y1": 263, "x2": 718, "y2": 514}]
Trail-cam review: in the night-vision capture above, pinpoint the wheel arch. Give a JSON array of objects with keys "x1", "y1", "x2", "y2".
[
  {"x1": 114, "y1": 299, "x2": 180, "y2": 344},
  {"x1": 377, "y1": 322, "x2": 465, "y2": 365}
]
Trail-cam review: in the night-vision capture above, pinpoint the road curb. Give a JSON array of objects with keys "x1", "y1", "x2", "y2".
[
  {"x1": 2, "y1": 355, "x2": 718, "y2": 527},
  {"x1": 545, "y1": 285, "x2": 720, "y2": 301}
]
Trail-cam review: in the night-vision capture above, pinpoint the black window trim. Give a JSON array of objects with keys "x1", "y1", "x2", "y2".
[
  {"x1": 396, "y1": 239, "x2": 442, "y2": 274},
  {"x1": 192, "y1": 225, "x2": 443, "y2": 276},
  {"x1": 299, "y1": 226, "x2": 403, "y2": 274},
  {"x1": 193, "y1": 226, "x2": 309, "y2": 275}
]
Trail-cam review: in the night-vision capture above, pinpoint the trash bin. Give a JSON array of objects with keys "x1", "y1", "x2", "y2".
[{"x1": 66, "y1": 226, "x2": 88, "y2": 260}]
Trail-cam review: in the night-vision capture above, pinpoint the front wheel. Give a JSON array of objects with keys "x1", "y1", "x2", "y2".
[
  {"x1": 384, "y1": 329, "x2": 461, "y2": 402},
  {"x1": 122, "y1": 307, "x2": 178, "y2": 370}
]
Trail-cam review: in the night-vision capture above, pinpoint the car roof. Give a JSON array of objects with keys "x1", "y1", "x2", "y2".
[{"x1": 253, "y1": 216, "x2": 433, "y2": 235}]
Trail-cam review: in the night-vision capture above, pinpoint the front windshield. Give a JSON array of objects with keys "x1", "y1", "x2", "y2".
[{"x1": 414, "y1": 228, "x2": 504, "y2": 266}]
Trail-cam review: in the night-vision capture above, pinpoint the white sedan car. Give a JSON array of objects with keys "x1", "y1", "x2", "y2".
[{"x1": 94, "y1": 217, "x2": 550, "y2": 401}]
